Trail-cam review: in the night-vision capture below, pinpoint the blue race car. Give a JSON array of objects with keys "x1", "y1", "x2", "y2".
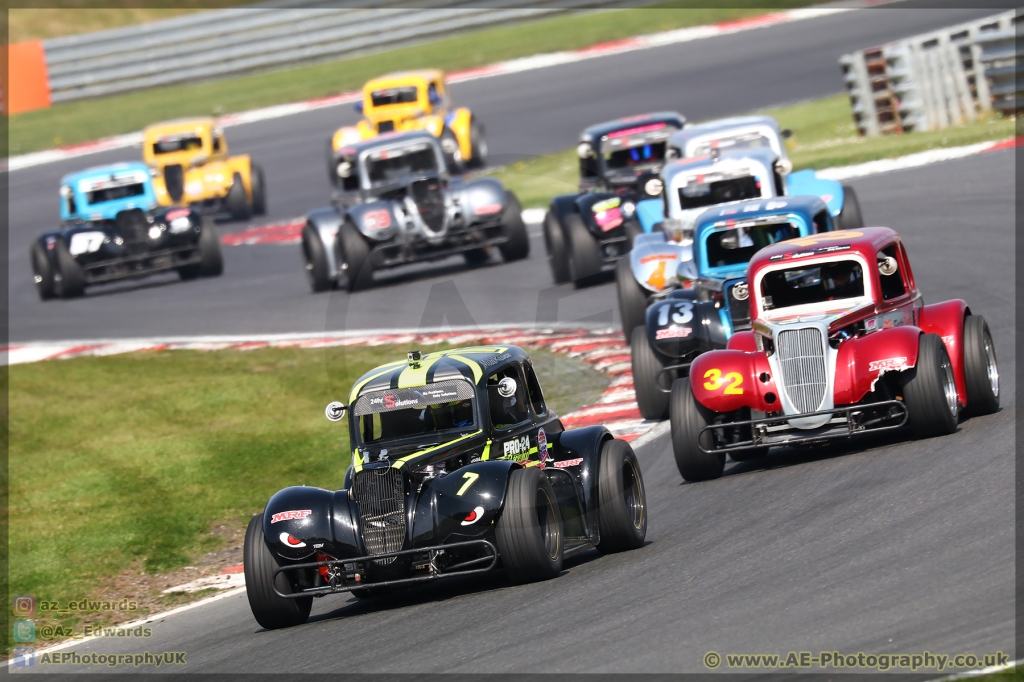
[
  {"x1": 633, "y1": 115, "x2": 863, "y2": 233},
  {"x1": 31, "y1": 162, "x2": 222, "y2": 300},
  {"x1": 626, "y1": 195, "x2": 835, "y2": 419}
]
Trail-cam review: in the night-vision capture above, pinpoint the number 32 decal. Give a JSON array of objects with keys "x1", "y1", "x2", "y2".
[{"x1": 703, "y1": 368, "x2": 744, "y2": 394}]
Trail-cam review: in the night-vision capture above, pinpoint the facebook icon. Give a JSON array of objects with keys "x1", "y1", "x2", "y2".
[{"x1": 13, "y1": 647, "x2": 35, "y2": 668}]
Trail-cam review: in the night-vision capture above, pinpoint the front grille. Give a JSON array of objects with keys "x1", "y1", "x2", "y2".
[
  {"x1": 727, "y1": 281, "x2": 751, "y2": 331},
  {"x1": 114, "y1": 209, "x2": 149, "y2": 255},
  {"x1": 352, "y1": 467, "x2": 406, "y2": 563},
  {"x1": 377, "y1": 120, "x2": 395, "y2": 133},
  {"x1": 412, "y1": 178, "x2": 446, "y2": 234},
  {"x1": 777, "y1": 328, "x2": 828, "y2": 413}
]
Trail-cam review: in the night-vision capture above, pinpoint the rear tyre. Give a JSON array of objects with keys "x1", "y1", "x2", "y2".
[
  {"x1": 900, "y1": 333, "x2": 959, "y2": 438},
  {"x1": 302, "y1": 223, "x2": 333, "y2": 292},
  {"x1": 836, "y1": 185, "x2": 863, "y2": 230},
  {"x1": 227, "y1": 172, "x2": 251, "y2": 221},
  {"x1": 336, "y1": 220, "x2": 372, "y2": 292},
  {"x1": 495, "y1": 467, "x2": 563, "y2": 583},
  {"x1": 543, "y1": 211, "x2": 571, "y2": 284},
  {"x1": 251, "y1": 164, "x2": 267, "y2": 216},
  {"x1": 596, "y1": 439, "x2": 647, "y2": 553},
  {"x1": 962, "y1": 315, "x2": 999, "y2": 417},
  {"x1": 670, "y1": 378, "x2": 725, "y2": 482},
  {"x1": 617, "y1": 257, "x2": 648, "y2": 345},
  {"x1": 468, "y1": 118, "x2": 488, "y2": 169},
  {"x1": 53, "y1": 239, "x2": 85, "y2": 299},
  {"x1": 565, "y1": 212, "x2": 602, "y2": 288},
  {"x1": 498, "y1": 191, "x2": 529, "y2": 262},
  {"x1": 243, "y1": 514, "x2": 313, "y2": 630},
  {"x1": 631, "y1": 326, "x2": 671, "y2": 420},
  {"x1": 31, "y1": 242, "x2": 55, "y2": 301}
]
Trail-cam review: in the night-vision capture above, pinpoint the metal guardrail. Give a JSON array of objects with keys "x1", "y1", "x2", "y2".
[
  {"x1": 41, "y1": 0, "x2": 622, "y2": 103},
  {"x1": 839, "y1": 10, "x2": 1020, "y2": 136}
]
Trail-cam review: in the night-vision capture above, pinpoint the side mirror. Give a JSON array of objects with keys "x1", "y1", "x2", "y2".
[
  {"x1": 878, "y1": 256, "x2": 898, "y2": 276},
  {"x1": 325, "y1": 402, "x2": 347, "y2": 422},
  {"x1": 353, "y1": 100, "x2": 364, "y2": 115},
  {"x1": 781, "y1": 128, "x2": 793, "y2": 139}
]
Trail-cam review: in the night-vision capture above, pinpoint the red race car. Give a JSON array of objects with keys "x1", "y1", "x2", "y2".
[{"x1": 669, "y1": 227, "x2": 1000, "y2": 482}]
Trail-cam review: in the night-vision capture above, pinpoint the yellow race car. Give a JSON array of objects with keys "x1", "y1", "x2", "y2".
[
  {"x1": 328, "y1": 70, "x2": 486, "y2": 180},
  {"x1": 143, "y1": 118, "x2": 266, "y2": 221}
]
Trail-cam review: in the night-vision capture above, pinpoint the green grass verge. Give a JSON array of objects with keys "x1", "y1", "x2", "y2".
[
  {"x1": 489, "y1": 93, "x2": 1018, "y2": 208},
  {"x1": 8, "y1": 344, "x2": 607, "y2": 639},
  {"x1": 9, "y1": 4, "x2": 812, "y2": 155}
]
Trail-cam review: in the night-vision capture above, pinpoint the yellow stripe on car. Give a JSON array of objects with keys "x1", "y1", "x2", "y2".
[
  {"x1": 390, "y1": 430, "x2": 482, "y2": 470},
  {"x1": 397, "y1": 353, "x2": 442, "y2": 388},
  {"x1": 349, "y1": 361, "x2": 404, "y2": 403}
]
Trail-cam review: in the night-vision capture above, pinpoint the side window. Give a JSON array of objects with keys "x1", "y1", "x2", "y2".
[
  {"x1": 487, "y1": 364, "x2": 530, "y2": 430},
  {"x1": 878, "y1": 244, "x2": 907, "y2": 300},
  {"x1": 63, "y1": 189, "x2": 77, "y2": 216},
  {"x1": 522, "y1": 361, "x2": 547, "y2": 416},
  {"x1": 812, "y1": 209, "x2": 831, "y2": 233},
  {"x1": 212, "y1": 135, "x2": 224, "y2": 154}
]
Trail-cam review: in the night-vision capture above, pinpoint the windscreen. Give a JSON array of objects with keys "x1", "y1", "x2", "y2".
[
  {"x1": 79, "y1": 172, "x2": 149, "y2": 206},
  {"x1": 690, "y1": 131, "x2": 773, "y2": 156},
  {"x1": 760, "y1": 259, "x2": 865, "y2": 310},
  {"x1": 604, "y1": 142, "x2": 667, "y2": 171},
  {"x1": 678, "y1": 176, "x2": 760, "y2": 211},
  {"x1": 152, "y1": 135, "x2": 203, "y2": 154},
  {"x1": 86, "y1": 183, "x2": 146, "y2": 205},
  {"x1": 353, "y1": 380, "x2": 476, "y2": 445},
  {"x1": 371, "y1": 86, "x2": 419, "y2": 107},
  {"x1": 365, "y1": 144, "x2": 438, "y2": 185},
  {"x1": 704, "y1": 221, "x2": 801, "y2": 268}
]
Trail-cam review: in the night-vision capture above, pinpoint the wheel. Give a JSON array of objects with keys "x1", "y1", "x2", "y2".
[
  {"x1": 301, "y1": 223, "x2": 333, "y2": 292},
  {"x1": 624, "y1": 217, "x2": 642, "y2": 248},
  {"x1": 243, "y1": 514, "x2": 312, "y2": 630},
  {"x1": 631, "y1": 326, "x2": 671, "y2": 420},
  {"x1": 250, "y1": 164, "x2": 267, "y2": 216},
  {"x1": 962, "y1": 315, "x2": 999, "y2": 417},
  {"x1": 226, "y1": 172, "x2": 251, "y2": 221},
  {"x1": 836, "y1": 185, "x2": 863, "y2": 230},
  {"x1": 495, "y1": 467, "x2": 563, "y2": 583},
  {"x1": 497, "y1": 191, "x2": 529, "y2": 262},
  {"x1": 463, "y1": 248, "x2": 490, "y2": 267},
  {"x1": 197, "y1": 219, "x2": 224, "y2": 277},
  {"x1": 564, "y1": 212, "x2": 602, "y2": 288},
  {"x1": 543, "y1": 210, "x2": 571, "y2": 284},
  {"x1": 336, "y1": 220, "x2": 372, "y2": 292},
  {"x1": 595, "y1": 439, "x2": 647, "y2": 553},
  {"x1": 468, "y1": 117, "x2": 487, "y2": 169},
  {"x1": 53, "y1": 239, "x2": 85, "y2": 298},
  {"x1": 669, "y1": 378, "x2": 725, "y2": 482},
  {"x1": 617, "y1": 257, "x2": 648, "y2": 345},
  {"x1": 31, "y1": 242, "x2": 55, "y2": 301},
  {"x1": 900, "y1": 333, "x2": 959, "y2": 438},
  {"x1": 440, "y1": 127, "x2": 463, "y2": 174}
]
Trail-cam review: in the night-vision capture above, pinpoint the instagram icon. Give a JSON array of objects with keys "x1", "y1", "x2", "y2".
[{"x1": 13, "y1": 595, "x2": 35, "y2": 617}]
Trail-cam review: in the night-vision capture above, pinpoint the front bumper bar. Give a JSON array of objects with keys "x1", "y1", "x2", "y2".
[
  {"x1": 82, "y1": 244, "x2": 200, "y2": 284},
  {"x1": 697, "y1": 399, "x2": 909, "y2": 454},
  {"x1": 272, "y1": 539, "x2": 498, "y2": 599}
]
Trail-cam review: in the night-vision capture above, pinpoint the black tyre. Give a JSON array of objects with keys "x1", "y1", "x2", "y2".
[
  {"x1": 498, "y1": 191, "x2": 529, "y2": 262},
  {"x1": 565, "y1": 212, "x2": 602, "y2": 288},
  {"x1": 495, "y1": 467, "x2": 563, "y2": 583},
  {"x1": 624, "y1": 217, "x2": 642, "y2": 248},
  {"x1": 251, "y1": 164, "x2": 267, "y2": 216},
  {"x1": 962, "y1": 315, "x2": 999, "y2": 417},
  {"x1": 440, "y1": 127, "x2": 463, "y2": 174},
  {"x1": 301, "y1": 223, "x2": 333, "y2": 292},
  {"x1": 243, "y1": 514, "x2": 312, "y2": 630},
  {"x1": 468, "y1": 117, "x2": 488, "y2": 169},
  {"x1": 900, "y1": 333, "x2": 959, "y2": 438},
  {"x1": 226, "y1": 172, "x2": 251, "y2": 221},
  {"x1": 669, "y1": 378, "x2": 725, "y2": 482},
  {"x1": 631, "y1": 326, "x2": 671, "y2": 420},
  {"x1": 463, "y1": 248, "x2": 490, "y2": 267},
  {"x1": 197, "y1": 219, "x2": 224, "y2": 277},
  {"x1": 336, "y1": 220, "x2": 373, "y2": 292},
  {"x1": 596, "y1": 439, "x2": 647, "y2": 553},
  {"x1": 617, "y1": 257, "x2": 648, "y2": 345},
  {"x1": 543, "y1": 210, "x2": 571, "y2": 284},
  {"x1": 836, "y1": 185, "x2": 863, "y2": 230},
  {"x1": 31, "y1": 242, "x2": 55, "y2": 301},
  {"x1": 53, "y1": 239, "x2": 85, "y2": 299}
]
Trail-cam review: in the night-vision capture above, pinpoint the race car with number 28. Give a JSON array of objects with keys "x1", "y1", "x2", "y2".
[{"x1": 244, "y1": 346, "x2": 648, "y2": 629}]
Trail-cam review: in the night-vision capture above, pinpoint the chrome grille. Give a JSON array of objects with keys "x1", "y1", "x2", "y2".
[
  {"x1": 777, "y1": 328, "x2": 828, "y2": 413},
  {"x1": 353, "y1": 467, "x2": 406, "y2": 563},
  {"x1": 412, "y1": 178, "x2": 446, "y2": 234}
]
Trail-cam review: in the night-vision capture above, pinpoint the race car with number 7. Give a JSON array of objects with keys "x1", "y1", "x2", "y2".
[{"x1": 669, "y1": 228, "x2": 1000, "y2": 482}]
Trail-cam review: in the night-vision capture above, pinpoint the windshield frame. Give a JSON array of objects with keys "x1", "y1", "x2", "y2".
[
  {"x1": 698, "y1": 213, "x2": 806, "y2": 276},
  {"x1": 359, "y1": 141, "x2": 443, "y2": 190},
  {"x1": 752, "y1": 253, "x2": 875, "y2": 320},
  {"x1": 683, "y1": 124, "x2": 784, "y2": 159}
]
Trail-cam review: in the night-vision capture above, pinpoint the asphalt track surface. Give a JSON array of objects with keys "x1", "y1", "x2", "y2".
[
  {"x1": 8, "y1": 5, "x2": 1003, "y2": 342},
  {"x1": 24, "y1": 150, "x2": 1015, "y2": 673}
]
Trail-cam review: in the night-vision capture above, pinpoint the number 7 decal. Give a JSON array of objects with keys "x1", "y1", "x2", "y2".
[{"x1": 457, "y1": 472, "x2": 479, "y2": 496}]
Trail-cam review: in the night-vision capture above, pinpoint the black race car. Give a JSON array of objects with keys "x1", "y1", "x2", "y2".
[
  {"x1": 244, "y1": 346, "x2": 648, "y2": 629},
  {"x1": 544, "y1": 112, "x2": 686, "y2": 288}
]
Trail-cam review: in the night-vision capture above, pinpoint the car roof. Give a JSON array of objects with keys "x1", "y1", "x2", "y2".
[
  {"x1": 662, "y1": 147, "x2": 778, "y2": 186},
  {"x1": 750, "y1": 226, "x2": 900, "y2": 271},
  {"x1": 670, "y1": 115, "x2": 780, "y2": 146},
  {"x1": 695, "y1": 195, "x2": 828, "y2": 231},
  {"x1": 336, "y1": 130, "x2": 439, "y2": 158},
  {"x1": 348, "y1": 345, "x2": 531, "y2": 403},
  {"x1": 579, "y1": 112, "x2": 686, "y2": 142},
  {"x1": 364, "y1": 70, "x2": 444, "y2": 91},
  {"x1": 61, "y1": 161, "x2": 152, "y2": 187},
  {"x1": 143, "y1": 117, "x2": 216, "y2": 137}
]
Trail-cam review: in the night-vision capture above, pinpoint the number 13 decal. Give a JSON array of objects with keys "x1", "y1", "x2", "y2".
[{"x1": 703, "y1": 368, "x2": 744, "y2": 394}]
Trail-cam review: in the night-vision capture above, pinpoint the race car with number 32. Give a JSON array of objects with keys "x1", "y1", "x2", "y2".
[{"x1": 244, "y1": 346, "x2": 648, "y2": 630}]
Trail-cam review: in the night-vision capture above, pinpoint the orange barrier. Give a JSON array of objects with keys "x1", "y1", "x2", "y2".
[{"x1": 4, "y1": 41, "x2": 52, "y2": 115}]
